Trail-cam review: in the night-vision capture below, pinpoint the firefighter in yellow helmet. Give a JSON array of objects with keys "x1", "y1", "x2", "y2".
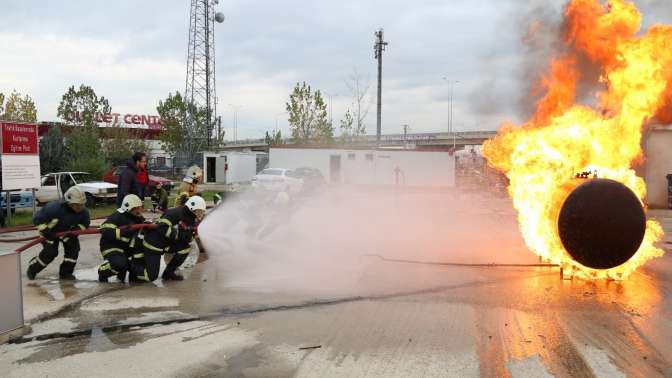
[{"x1": 175, "y1": 165, "x2": 203, "y2": 207}]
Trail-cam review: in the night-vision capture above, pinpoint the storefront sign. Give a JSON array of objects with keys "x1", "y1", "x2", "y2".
[{"x1": 64, "y1": 112, "x2": 164, "y2": 130}]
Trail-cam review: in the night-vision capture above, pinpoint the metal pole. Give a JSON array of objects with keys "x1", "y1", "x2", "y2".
[
  {"x1": 31, "y1": 189, "x2": 36, "y2": 215},
  {"x1": 217, "y1": 116, "x2": 222, "y2": 143},
  {"x1": 375, "y1": 29, "x2": 388, "y2": 146},
  {"x1": 449, "y1": 82, "x2": 453, "y2": 134},
  {"x1": 376, "y1": 39, "x2": 382, "y2": 145},
  {"x1": 5, "y1": 192, "x2": 10, "y2": 226}
]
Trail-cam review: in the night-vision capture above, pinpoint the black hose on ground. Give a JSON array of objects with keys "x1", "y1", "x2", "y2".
[{"x1": 365, "y1": 254, "x2": 559, "y2": 268}]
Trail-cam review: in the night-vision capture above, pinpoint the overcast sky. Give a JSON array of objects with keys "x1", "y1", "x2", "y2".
[{"x1": 0, "y1": 0, "x2": 669, "y2": 140}]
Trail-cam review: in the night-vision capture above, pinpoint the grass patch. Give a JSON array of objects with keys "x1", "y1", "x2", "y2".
[
  {"x1": 89, "y1": 203, "x2": 118, "y2": 219},
  {"x1": 3, "y1": 202, "x2": 119, "y2": 227},
  {"x1": 200, "y1": 191, "x2": 218, "y2": 201},
  {"x1": 4, "y1": 210, "x2": 34, "y2": 227}
]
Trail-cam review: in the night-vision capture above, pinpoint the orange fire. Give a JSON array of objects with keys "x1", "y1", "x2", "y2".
[{"x1": 483, "y1": 0, "x2": 672, "y2": 279}]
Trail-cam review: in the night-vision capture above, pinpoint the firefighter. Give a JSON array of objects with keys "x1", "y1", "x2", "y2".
[
  {"x1": 97, "y1": 194, "x2": 145, "y2": 283},
  {"x1": 27, "y1": 187, "x2": 91, "y2": 280},
  {"x1": 150, "y1": 182, "x2": 169, "y2": 212},
  {"x1": 131, "y1": 195, "x2": 206, "y2": 282},
  {"x1": 174, "y1": 165, "x2": 203, "y2": 207}
]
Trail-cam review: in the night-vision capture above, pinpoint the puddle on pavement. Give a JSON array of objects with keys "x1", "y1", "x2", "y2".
[{"x1": 27, "y1": 280, "x2": 84, "y2": 301}]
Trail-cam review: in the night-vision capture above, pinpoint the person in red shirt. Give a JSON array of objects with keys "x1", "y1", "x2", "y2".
[{"x1": 137, "y1": 166, "x2": 149, "y2": 199}]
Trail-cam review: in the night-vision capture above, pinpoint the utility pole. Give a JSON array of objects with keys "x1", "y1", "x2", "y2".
[
  {"x1": 374, "y1": 28, "x2": 388, "y2": 146},
  {"x1": 403, "y1": 124, "x2": 409, "y2": 145}
]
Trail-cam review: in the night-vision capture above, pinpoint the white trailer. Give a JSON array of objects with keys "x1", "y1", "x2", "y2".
[
  {"x1": 269, "y1": 147, "x2": 455, "y2": 187},
  {"x1": 203, "y1": 152, "x2": 265, "y2": 184}
]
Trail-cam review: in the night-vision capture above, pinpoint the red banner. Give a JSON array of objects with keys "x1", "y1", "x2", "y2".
[{"x1": 1, "y1": 122, "x2": 38, "y2": 155}]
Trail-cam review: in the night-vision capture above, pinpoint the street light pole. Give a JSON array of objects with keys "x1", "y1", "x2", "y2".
[
  {"x1": 274, "y1": 112, "x2": 286, "y2": 133},
  {"x1": 324, "y1": 92, "x2": 338, "y2": 127},
  {"x1": 228, "y1": 104, "x2": 243, "y2": 142},
  {"x1": 442, "y1": 78, "x2": 459, "y2": 149}
]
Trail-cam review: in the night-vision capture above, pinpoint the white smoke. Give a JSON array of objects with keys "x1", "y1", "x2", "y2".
[{"x1": 198, "y1": 186, "x2": 530, "y2": 298}]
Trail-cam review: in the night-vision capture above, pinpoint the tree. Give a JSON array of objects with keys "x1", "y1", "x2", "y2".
[
  {"x1": 345, "y1": 68, "x2": 372, "y2": 137},
  {"x1": 156, "y1": 91, "x2": 214, "y2": 162},
  {"x1": 0, "y1": 90, "x2": 37, "y2": 122},
  {"x1": 64, "y1": 126, "x2": 108, "y2": 179},
  {"x1": 286, "y1": 82, "x2": 333, "y2": 144},
  {"x1": 339, "y1": 108, "x2": 355, "y2": 143},
  {"x1": 102, "y1": 123, "x2": 150, "y2": 166},
  {"x1": 57, "y1": 84, "x2": 109, "y2": 178},
  {"x1": 39, "y1": 126, "x2": 65, "y2": 174},
  {"x1": 57, "y1": 84, "x2": 111, "y2": 126},
  {"x1": 264, "y1": 130, "x2": 283, "y2": 145}
]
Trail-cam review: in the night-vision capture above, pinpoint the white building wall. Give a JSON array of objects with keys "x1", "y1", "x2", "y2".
[
  {"x1": 643, "y1": 128, "x2": 672, "y2": 208},
  {"x1": 146, "y1": 139, "x2": 173, "y2": 168},
  {"x1": 269, "y1": 147, "x2": 455, "y2": 187},
  {"x1": 270, "y1": 148, "x2": 338, "y2": 181}
]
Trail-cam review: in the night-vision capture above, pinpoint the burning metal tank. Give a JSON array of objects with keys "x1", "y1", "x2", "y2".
[{"x1": 557, "y1": 178, "x2": 646, "y2": 270}]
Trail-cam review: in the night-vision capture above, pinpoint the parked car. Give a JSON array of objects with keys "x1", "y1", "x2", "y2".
[
  {"x1": 35, "y1": 172, "x2": 117, "y2": 207},
  {"x1": 0, "y1": 190, "x2": 34, "y2": 212},
  {"x1": 149, "y1": 165, "x2": 173, "y2": 177},
  {"x1": 251, "y1": 168, "x2": 303, "y2": 194},
  {"x1": 294, "y1": 167, "x2": 325, "y2": 191},
  {"x1": 103, "y1": 166, "x2": 173, "y2": 196}
]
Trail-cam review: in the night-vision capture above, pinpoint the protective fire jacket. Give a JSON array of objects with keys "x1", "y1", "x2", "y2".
[
  {"x1": 99, "y1": 211, "x2": 145, "y2": 257},
  {"x1": 143, "y1": 206, "x2": 197, "y2": 256},
  {"x1": 33, "y1": 201, "x2": 91, "y2": 244}
]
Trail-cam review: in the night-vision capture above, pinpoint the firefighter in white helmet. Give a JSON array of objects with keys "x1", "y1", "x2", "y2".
[
  {"x1": 97, "y1": 194, "x2": 145, "y2": 282},
  {"x1": 27, "y1": 187, "x2": 91, "y2": 280},
  {"x1": 130, "y1": 195, "x2": 206, "y2": 282}
]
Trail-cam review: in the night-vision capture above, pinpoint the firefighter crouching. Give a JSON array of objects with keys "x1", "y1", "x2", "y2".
[
  {"x1": 98, "y1": 194, "x2": 145, "y2": 283},
  {"x1": 27, "y1": 187, "x2": 91, "y2": 280},
  {"x1": 131, "y1": 195, "x2": 206, "y2": 282}
]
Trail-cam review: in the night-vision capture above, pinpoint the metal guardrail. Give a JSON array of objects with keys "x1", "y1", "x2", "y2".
[{"x1": 216, "y1": 131, "x2": 499, "y2": 150}]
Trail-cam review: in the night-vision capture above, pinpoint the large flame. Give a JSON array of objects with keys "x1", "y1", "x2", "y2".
[{"x1": 483, "y1": 0, "x2": 671, "y2": 280}]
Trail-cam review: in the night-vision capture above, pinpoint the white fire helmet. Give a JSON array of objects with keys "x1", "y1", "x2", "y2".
[
  {"x1": 118, "y1": 194, "x2": 143, "y2": 213},
  {"x1": 186, "y1": 196, "x2": 207, "y2": 212},
  {"x1": 184, "y1": 165, "x2": 203, "y2": 183},
  {"x1": 64, "y1": 187, "x2": 87, "y2": 205}
]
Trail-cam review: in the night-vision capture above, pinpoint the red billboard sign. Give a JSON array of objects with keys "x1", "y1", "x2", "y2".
[{"x1": 1, "y1": 123, "x2": 38, "y2": 155}]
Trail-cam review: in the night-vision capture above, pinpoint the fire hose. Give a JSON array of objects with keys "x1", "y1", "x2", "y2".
[{"x1": 13, "y1": 223, "x2": 160, "y2": 253}]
